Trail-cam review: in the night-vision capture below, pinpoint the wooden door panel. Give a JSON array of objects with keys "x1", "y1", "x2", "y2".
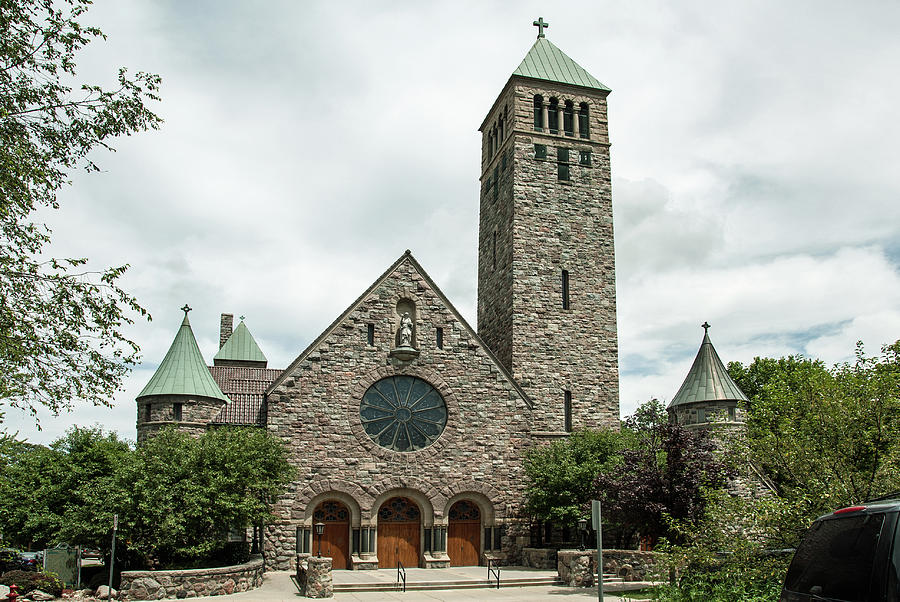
[
  {"x1": 320, "y1": 522, "x2": 349, "y2": 570},
  {"x1": 448, "y1": 521, "x2": 480, "y2": 566},
  {"x1": 378, "y1": 522, "x2": 419, "y2": 568}
]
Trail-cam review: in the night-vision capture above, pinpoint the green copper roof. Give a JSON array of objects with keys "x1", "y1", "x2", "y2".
[
  {"x1": 512, "y1": 37, "x2": 610, "y2": 91},
  {"x1": 214, "y1": 320, "x2": 267, "y2": 363},
  {"x1": 137, "y1": 310, "x2": 228, "y2": 402},
  {"x1": 669, "y1": 327, "x2": 749, "y2": 408}
]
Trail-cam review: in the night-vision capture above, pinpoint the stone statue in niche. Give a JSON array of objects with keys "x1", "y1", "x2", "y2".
[{"x1": 398, "y1": 312, "x2": 414, "y2": 347}]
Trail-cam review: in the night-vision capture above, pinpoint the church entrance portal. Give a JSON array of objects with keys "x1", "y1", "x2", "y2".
[
  {"x1": 377, "y1": 497, "x2": 420, "y2": 568},
  {"x1": 314, "y1": 500, "x2": 350, "y2": 570},
  {"x1": 447, "y1": 500, "x2": 481, "y2": 566}
]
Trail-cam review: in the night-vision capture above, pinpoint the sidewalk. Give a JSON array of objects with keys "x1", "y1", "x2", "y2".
[{"x1": 180, "y1": 571, "x2": 637, "y2": 602}]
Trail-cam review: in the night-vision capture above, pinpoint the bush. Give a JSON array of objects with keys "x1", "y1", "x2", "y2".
[{"x1": 0, "y1": 569, "x2": 63, "y2": 596}]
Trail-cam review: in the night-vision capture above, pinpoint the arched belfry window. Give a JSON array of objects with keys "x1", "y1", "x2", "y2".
[
  {"x1": 563, "y1": 101, "x2": 574, "y2": 136},
  {"x1": 533, "y1": 95, "x2": 544, "y2": 131},
  {"x1": 579, "y1": 103, "x2": 590, "y2": 139},
  {"x1": 548, "y1": 98, "x2": 559, "y2": 134}
]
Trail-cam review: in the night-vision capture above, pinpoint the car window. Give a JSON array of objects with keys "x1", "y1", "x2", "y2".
[{"x1": 785, "y1": 513, "x2": 885, "y2": 601}]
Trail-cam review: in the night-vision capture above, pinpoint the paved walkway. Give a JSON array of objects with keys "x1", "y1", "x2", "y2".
[{"x1": 180, "y1": 570, "x2": 638, "y2": 602}]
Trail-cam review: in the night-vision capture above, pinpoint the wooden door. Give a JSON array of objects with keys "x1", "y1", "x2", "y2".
[
  {"x1": 448, "y1": 500, "x2": 482, "y2": 566},
  {"x1": 448, "y1": 520, "x2": 480, "y2": 566},
  {"x1": 314, "y1": 501, "x2": 350, "y2": 570},
  {"x1": 377, "y1": 497, "x2": 421, "y2": 569},
  {"x1": 319, "y1": 521, "x2": 350, "y2": 569},
  {"x1": 378, "y1": 521, "x2": 420, "y2": 568}
]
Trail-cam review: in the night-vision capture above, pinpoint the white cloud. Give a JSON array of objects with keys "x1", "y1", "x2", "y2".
[{"x1": 5, "y1": 1, "x2": 900, "y2": 443}]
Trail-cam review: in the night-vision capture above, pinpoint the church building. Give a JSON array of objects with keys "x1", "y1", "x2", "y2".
[{"x1": 135, "y1": 21, "x2": 619, "y2": 571}]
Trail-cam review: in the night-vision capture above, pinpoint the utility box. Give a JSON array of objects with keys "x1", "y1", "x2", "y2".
[{"x1": 44, "y1": 547, "x2": 77, "y2": 587}]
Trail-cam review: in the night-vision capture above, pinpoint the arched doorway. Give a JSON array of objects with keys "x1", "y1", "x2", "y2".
[
  {"x1": 313, "y1": 500, "x2": 350, "y2": 570},
  {"x1": 448, "y1": 500, "x2": 481, "y2": 566},
  {"x1": 377, "y1": 497, "x2": 420, "y2": 568}
]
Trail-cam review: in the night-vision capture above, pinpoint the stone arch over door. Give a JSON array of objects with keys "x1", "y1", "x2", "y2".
[
  {"x1": 377, "y1": 496, "x2": 421, "y2": 569},
  {"x1": 312, "y1": 500, "x2": 351, "y2": 570},
  {"x1": 443, "y1": 490, "x2": 496, "y2": 526},
  {"x1": 447, "y1": 499, "x2": 481, "y2": 566},
  {"x1": 367, "y1": 483, "x2": 437, "y2": 524}
]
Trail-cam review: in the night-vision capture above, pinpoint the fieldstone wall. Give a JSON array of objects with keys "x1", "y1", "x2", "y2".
[
  {"x1": 264, "y1": 255, "x2": 533, "y2": 570},
  {"x1": 558, "y1": 550, "x2": 594, "y2": 587},
  {"x1": 477, "y1": 77, "x2": 619, "y2": 434},
  {"x1": 601, "y1": 549, "x2": 662, "y2": 582},
  {"x1": 118, "y1": 555, "x2": 264, "y2": 600},
  {"x1": 522, "y1": 547, "x2": 557, "y2": 569},
  {"x1": 304, "y1": 556, "x2": 333, "y2": 598}
]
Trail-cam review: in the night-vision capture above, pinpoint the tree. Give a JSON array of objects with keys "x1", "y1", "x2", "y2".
[
  {"x1": 0, "y1": 0, "x2": 162, "y2": 420},
  {"x1": 594, "y1": 399, "x2": 731, "y2": 546},
  {"x1": 523, "y1": 429, "x2": 623, "y2": 531},
  {"x1": 728, "y1": 340, "x2": 900, "y2": 539},
  {"x1": 120, "y1": 427, "x2": 295, "y2": 568},
  {"x1": 0, "y1": 426, "x2": 130, "y2": 550}
]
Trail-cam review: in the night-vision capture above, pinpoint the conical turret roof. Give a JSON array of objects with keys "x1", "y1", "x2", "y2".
[
  {"x1": 669, "y1": 324, "x2": 749, "y2": 407},
  {"x1": 137, "y1": 307, "x2": 228, "y2": 402},
  {"x1": 214, "y1": 319, "x2": 267, "y2": 364},
  {"x1": 512, "y1": 37, "x2": 610, "y2": 91}
]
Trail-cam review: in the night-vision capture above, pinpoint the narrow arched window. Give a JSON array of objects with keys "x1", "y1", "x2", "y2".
[
  {"x1": 579, "y1": 103, "x2": 590, "y2": 139},
  {"x1": 548, "y1": 98, "x2": 559, "y2": 134},
  {"x1": 533, "y1": 95, "x2": 544, "y2": 131},
  {"x1": 563, "y1": 101, "x2": 574, "y2": 136}
]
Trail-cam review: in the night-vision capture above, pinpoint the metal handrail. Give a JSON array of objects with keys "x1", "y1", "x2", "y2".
[
  {"x1": 487, "y1": 557, "x2": 501, "y2": 589},
  {"x1": 396, "y1": 560, "x2": 406, "y2": 592}
]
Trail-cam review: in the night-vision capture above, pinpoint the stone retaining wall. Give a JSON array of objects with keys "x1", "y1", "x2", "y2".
[
  {"x1": 522, "y1": 547, "x2": 557, "y2": 569},
  {"x1": 119, "y1": 555, "x2": 264, "y2": 600},
  {"x1": 602, "y1": 549, "x2": 662, "y2": 582}
]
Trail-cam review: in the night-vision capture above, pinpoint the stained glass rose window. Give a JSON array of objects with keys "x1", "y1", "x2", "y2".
[{"x1": 360, "y1": 375, "x2": 447, "y2": 452}]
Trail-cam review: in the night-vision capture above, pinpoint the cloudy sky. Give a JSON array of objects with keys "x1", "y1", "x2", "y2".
[{"x1": 7, "y1": 1, "x2": 900, "y2": 444}]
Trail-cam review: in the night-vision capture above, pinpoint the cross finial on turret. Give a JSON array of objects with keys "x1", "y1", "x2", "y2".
[
  {"x1": 533, "y1": 17, "x2": 549, "y2": 38},
  {"x1": 702, "y1": 321, "x2": 711, "y2": 333},
  {"x1": 239, "y1": 315, "x2": 245, "y2": 321},
  {"x1": 181, "y1": 304, "x2": 192, "y2": 316}
]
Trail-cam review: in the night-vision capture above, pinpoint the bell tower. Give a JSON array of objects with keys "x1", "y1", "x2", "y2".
[{"x1": 476, "y1": 20, "x2": 619, "y2": 433}]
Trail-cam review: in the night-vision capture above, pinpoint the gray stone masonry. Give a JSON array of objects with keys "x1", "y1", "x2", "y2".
[
  {"x1": 477, "y1": 77, "x2": 619, "y2": 434},
  {"x1": 136, "y1": 394, "x2": 225, "y2": 443},
  {"x1": 118, "y1": 555, "x2": 264, "y2": 600},
  {"x1": 557, "y1": 549, "x2": 594, "y2": 587},
  {"x1": 304, "y1": 556, "x2": 333, "y2": 598},
  {"x1": 264, "y1": 256, "x2": 532, "y2": 570}
]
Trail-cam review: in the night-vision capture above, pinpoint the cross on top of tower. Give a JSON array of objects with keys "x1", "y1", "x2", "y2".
[
  {"x1": 533, "y1": 17, "x2": 549, "y2": 38},
  {"x1": 702, "y1": 321, "x2": 711, "y2": 333},
  {"x1": 181, "y1": 304, "x2": 192, "y2": 316}
]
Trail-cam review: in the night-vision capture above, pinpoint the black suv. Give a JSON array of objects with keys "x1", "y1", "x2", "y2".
[{"x1": 781, "y1": 498, "x2": 900, "y2": 601}]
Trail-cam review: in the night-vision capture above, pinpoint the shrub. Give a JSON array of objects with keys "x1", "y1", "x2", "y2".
[{"x1": 0, "y1": 569, "x2": 63, "y2": 596}]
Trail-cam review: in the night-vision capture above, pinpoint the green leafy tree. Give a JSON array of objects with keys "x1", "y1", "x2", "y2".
[
  {"x1": 1, "y1": 0, "x2": 162, "y2": 420},
  {"x1": 523, "y1": 429, "x2": 623, "y2": 527},
  {"x1": 594, "y1": 399, "x2": 731, "y2": 547},
  {"x1": 0, "y1": 426, "x2": 130, "y2": 549},
  {"x1": 729, "y1": 340, "x2": 900, "y2": 538},
  {"x1": 121, "y1": 427, "x2": 295, "y2": 568}
]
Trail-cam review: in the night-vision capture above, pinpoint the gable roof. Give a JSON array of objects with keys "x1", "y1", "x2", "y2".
[
  {"x1": 669, "y1": 329, "x2": 749, "y2": 408},
  {"x1": 137, "y1": 311, "x2": 228, "y2": 402},
  {"x1": 512, "y1": 37, "x2": 610, "y2": 92},
  {"x1": 266, "y1": 251, "x2": 533, "y2": 410},
  {"x1": 214, "y1": 320, "x2": 267, "y2": 363}
]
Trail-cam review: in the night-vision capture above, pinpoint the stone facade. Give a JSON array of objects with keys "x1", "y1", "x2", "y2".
[
  {"x1": 118, "y1": 555, "x2": 264, "y2": 600},
  {"x1": 137, "y1": 394, "x2": 225, "y2": 443},
  {"x1": 477, "y1": 78, "x2": 619, "y2": 434},
  {"x1": 264, "y1": 255, "x2": 532, "y2": 570}
]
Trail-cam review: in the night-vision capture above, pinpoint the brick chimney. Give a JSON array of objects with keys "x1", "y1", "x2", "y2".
[{"x1": 219, "y1": 313, "x2": 233, "y2": 349}]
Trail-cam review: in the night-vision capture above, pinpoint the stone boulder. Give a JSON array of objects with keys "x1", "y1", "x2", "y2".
[{"x1": 31, "y1": 590, "x2": 56, "y2": 601}]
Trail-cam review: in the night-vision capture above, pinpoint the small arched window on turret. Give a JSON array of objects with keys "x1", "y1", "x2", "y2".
[
  {"x1": 533, "y1": 95, "x2": 544, "y2": 131},
  {"x1": 563, "y1": 101, "x2": 574, "y2": 136},
  {"x1": 578, "y1": 103, "x2": 590, "y2": 139},
  {"x1": 548, "y1": 98, "x2": 559, "y2": 134}
]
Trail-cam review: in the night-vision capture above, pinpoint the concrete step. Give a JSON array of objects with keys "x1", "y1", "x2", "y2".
[{"x1": 334, "y1": 576, "x2": 561, "y2": 592}]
